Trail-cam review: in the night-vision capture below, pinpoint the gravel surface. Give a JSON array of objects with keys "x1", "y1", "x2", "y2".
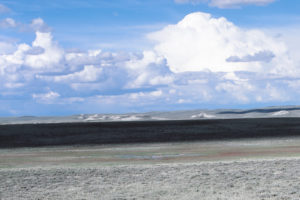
[{"x1": 1, "y1": 158, "x2": 300, "y2": 200}]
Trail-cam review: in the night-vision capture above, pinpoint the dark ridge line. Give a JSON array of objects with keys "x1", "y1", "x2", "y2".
[
  {"x1": 217, "y1": 107, "x2": 300, "y2": 114},
  {"x1": 1, "y1": 118, "x2": 300, "y2": 148}
]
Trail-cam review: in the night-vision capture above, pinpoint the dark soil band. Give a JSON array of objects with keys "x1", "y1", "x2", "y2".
[{"x1": 1, "y1": 118, "x2": 300, "y2": 148}]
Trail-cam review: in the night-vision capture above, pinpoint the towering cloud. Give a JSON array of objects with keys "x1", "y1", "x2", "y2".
[
  {"x1": 149, "y1": 12, "x2": 295, "y2": 75},
  {"x1": 25, "y1": 32, "x2": 64, "y2": 70}
]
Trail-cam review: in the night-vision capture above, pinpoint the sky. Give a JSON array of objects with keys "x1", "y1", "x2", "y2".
[{"x1": 0, "y1": 0, "x2": 300, "y2": 116}]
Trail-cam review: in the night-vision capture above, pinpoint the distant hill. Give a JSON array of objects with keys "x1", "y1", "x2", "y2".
[{"x1": 1, "y1": 105, "x2": 300, "y2": 125}]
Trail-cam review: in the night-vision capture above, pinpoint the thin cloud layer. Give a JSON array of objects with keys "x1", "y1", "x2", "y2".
[
  {"x1": 174, "y1": 0, "x2": 275, "y2": 8},
  {"x1": 0, "y1": 4, "x2": 10, "y2": 14},
  {"x1": 0, "y1": 18, "x2": 16, "y2": 28},
  {"x1": 210, "y1": 0, "x2": 275, "y2": 8}
]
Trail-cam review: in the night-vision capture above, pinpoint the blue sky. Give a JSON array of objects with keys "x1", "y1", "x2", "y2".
[
  {"x1": 0, "y1": 0, "x2": 300, "y2": 116},
  {"x1": 3, "y1": 0, "x2": 300, "y2": 49}
]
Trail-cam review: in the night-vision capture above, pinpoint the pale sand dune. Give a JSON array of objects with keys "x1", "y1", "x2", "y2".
[{"x1": 2, "y1": 106, "x2": 300, "y2": 125}]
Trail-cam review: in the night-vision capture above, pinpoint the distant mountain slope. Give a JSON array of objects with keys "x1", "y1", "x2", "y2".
[{"x1": 1, "y1": 106, "x2": 300, "y2": 125}]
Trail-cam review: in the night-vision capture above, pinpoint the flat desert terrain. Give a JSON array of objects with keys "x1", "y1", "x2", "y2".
[{"x1": 1, "y1": 138, "x2": 300, "y2": 200}]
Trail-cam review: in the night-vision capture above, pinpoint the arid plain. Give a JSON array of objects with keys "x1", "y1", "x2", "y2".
[
  {"x1": 2, "y1": 109, "x2": 300, "y2": 199},
  {"x1": 1, "y1": 137, "x2": 300, "y2": 199}
]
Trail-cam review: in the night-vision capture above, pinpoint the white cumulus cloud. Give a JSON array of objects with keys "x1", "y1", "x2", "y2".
[
  {"x1": 1, "y1": 14, "x2": 300, "y2": 115},
  {"x1": 0, "y1": 31, "x2": 64, "y2": 82},
  {"x1": 125, "y1": 51, "x2": 173, "y2": 88},
  {"x1": 51, "y1": 65, "x2": 103, "y2": 83},
  {"x1": 25, "y1": 32, "x2": 64, "y2": 70},
  {"x1": 32, "y1": 91, "x2": 60, "y2": 104},
  {"x1": 149, "y1": 12, "x2": 295, "y2": 76},
  {"x1": 0, "y1": 41, "x2": 16, "y2": 54},
  {"x1": 30, "y1": 18, "x2": 51, "y2": 32}
]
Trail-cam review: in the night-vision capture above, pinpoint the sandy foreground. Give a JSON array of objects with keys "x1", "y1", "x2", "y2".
[{"x1": 1, "y1": 138, "x2": 300, "y2": 200}]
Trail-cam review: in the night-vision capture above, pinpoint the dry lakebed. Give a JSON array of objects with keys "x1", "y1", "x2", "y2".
[{"x1": 1, "y1": 138, "x2": 300, "y2": 200}]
